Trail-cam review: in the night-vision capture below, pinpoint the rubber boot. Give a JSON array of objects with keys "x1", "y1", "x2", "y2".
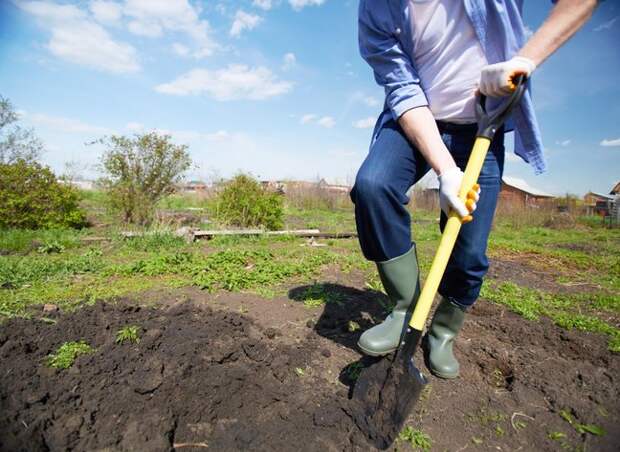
[
  {"x1": 357, "y1": 246, "x2": 420, "y2": 356},
  {"x1": 427, "y1": 297, "x2": 466, "y2": 379}
]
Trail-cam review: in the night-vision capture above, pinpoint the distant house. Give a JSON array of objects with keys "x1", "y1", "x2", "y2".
[
  {"x1": 610, "y1": 181, "x2": 620, "y2": 196},
  {"x1": 179, "y1": 180, "x2": 208, "y2": 192},
  {"x1": 499, "y1": 176, "x2": 555, "y2": 207},
  {"x1": 261, "y1": 179, "x2": 351, "y2": 195},
  {"x1": 584, "y1": 192, "x2": 615, "y2": 216}
]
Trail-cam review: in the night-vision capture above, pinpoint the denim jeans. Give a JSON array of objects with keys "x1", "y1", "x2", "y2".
[{"x1": 350, "y1": 120, "x2": 505, "y2": 307}]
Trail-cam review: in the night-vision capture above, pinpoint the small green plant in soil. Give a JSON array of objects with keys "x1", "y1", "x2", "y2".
[
  {"x1": 116, "y1": 325, "x2": 141, "y2": 344},
  {"x1": 344, "y1": 361, "x2": 364, "y2": 381},
  {"x1": 559, "y1": 409, "x2": 605, "y2": 436},
  {"x1": 398, "y1": 426, "x2": 431, "y2": 451},
  {"x1": 46, "y1": 341, "x2": 94, "y2": 369}
]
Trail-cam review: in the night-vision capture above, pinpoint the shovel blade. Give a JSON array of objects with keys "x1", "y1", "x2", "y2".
[{"x1": 350, "y1": 329, "x2": 427, "y2": 449}]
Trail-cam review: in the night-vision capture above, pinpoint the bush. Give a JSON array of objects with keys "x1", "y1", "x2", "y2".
[
  {"x1": 0, "y1": 160, "x2": 87, "y2": 229},
  {"x1": 98, "y1": 133, "x2": 192, "y2": 225},
  {"x1": 212, "y1": 174, "x2": 284, "y2": 230}
]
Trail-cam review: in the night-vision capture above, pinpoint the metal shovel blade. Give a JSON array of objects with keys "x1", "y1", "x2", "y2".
[{"x1": 350, "y1": 328, "x2": 427, "y2": 450}]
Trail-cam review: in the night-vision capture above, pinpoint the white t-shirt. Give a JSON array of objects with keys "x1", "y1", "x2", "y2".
[{"x1": 409, "y1": 0, "x2": 488, "y2": 123}]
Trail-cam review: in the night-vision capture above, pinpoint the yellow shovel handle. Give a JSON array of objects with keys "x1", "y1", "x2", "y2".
[{"x1": 409, "y1": 136, "x2": 492, "y2": 330}]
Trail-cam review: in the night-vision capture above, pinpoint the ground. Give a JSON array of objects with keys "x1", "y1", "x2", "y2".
[{"x1": 0, "y1": 197, "x2": 618, "y2": 451}]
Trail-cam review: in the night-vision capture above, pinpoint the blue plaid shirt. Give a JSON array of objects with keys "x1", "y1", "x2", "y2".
[{"x1": 359, "y1": 0, "x2": 547, "y2": 174}]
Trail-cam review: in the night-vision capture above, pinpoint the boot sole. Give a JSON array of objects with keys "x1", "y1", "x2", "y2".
[
  {"x1": 357, "y1": 341, "x2": 396, "y2": 357},
  {"x1": 429, "y1": 368, "x2": 459, "y2": 380}
]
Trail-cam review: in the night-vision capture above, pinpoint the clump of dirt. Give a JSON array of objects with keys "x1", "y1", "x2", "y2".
[{"x1": 0, "y1": 302, "x2": 368, "y2": 451}]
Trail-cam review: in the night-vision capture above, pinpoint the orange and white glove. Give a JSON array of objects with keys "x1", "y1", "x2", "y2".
[
  {"x1": 438, "y1": 167, "x2": 480, "y2": 222},
  {"x1": 479, "y1": 56, "x2": 535, "y2": 97}
]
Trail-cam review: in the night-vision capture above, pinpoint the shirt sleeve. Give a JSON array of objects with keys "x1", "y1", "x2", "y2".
[{"x1": 358, "y1": 1, "x2": 428, "y2": 120}]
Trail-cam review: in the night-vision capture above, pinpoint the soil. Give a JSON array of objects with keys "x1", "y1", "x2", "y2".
[{"x1": 1, "y1": 283, "x2": 618, "y2": 451}]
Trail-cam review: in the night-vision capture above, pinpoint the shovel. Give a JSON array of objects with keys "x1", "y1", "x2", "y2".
[{"x1": 351, "y1": 75, "x2": 528, "y2": 449}]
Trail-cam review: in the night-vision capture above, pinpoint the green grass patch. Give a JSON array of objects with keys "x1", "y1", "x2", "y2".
[
  {"x1": 481, "y1": 282, "x2": 620, "y2": 352},
  {"x1": 46, "y1": 340, "x2": 94, "y2": 369},
  {"x1": 0, "y1": 228, "x2": 82, "y2": 255}
]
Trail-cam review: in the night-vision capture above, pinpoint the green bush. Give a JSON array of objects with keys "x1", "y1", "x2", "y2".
[
  {"x1": 98, "y1": 133, "x2": 192, "y2": 225},
  {"x1": 0, "y1": 160, "x2": 87, "y2": 229},
  {"x1": 212, "y1": 174, "x2": 284, "y2": 230}
]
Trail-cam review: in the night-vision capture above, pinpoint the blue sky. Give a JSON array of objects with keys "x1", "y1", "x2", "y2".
[{"x1": 0, "y1": 0, "x2": 618, "y2": 196}]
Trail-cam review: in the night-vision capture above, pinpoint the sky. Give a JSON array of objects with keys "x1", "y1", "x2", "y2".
[{"x1": 0, "y1": 0, "x2": 618, "y2": 196}]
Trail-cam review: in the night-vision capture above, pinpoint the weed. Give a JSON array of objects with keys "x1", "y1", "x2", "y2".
[
  {"x1": 471, "y1": 437, "x2": 484, "y2": 445},
  {"x1": 116, "y1": 325, "x2": 141, "y2": 344},
  {"x1": 298, "y1": 283, "x2": 345, "y2": 308},
  {"x1": 46, "y1": 341, "x2": 94, "y2": 369},
  {"x1": 294, "y1": 367, "x2": 305, "y2": 376},
  {"x1": 559, "y1": 409, "x2": 606, "y2": 436},
  {"x1": 398, "y1": 427, "x2": 431, "y2": 451},
  {"x1": 548, "y1": 431, "x2": 567, "y2": 441},
  {"x1": 37, "y1": 241, "x2": 65, "y2": 254},
  {"x1": 347, "y1": 320, "x2": 361, "y2": 332}
]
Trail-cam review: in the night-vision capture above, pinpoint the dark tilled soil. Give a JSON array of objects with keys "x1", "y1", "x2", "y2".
[{"x1": 1, "y1": 288, "x2": 618, "y2": 452}]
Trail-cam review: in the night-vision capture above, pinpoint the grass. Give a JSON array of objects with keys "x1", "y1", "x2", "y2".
[
  {"x1": 116, "y1": 325, "x2": 141, "y2": 344},
  {"x1": 46, "y1": 340, "x2": 94, "y2": 369},
  {"x1": 398, "y1": 426, "x2": 432, "y2": 451},
  {"x1": 1, "y1": 197, "x2": 618, "y2": 358},
  {"x1": 481, "y1": 281, "x2": 620, "y2": 352}
]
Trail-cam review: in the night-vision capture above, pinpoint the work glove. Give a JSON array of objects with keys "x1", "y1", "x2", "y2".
[
  {"x1": 438, "y1": 167, "x2": 480, "y2": 222},
  {"x1": 479, "y1": 56, "x2": 535, "y2": 97}
]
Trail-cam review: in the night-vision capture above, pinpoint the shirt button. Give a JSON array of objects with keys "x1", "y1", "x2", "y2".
[{"x1": 395, "y1": 27, "x2": 401, "y2": 35}]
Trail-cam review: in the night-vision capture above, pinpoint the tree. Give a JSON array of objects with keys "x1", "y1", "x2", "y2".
[
  {"x1": 0, "y1": 95, "x2": 44, "y2": 164},
  {"x1": 0, "y1": 160, "x2": 87, "y2": 229},
  {"x1": 99, "y1": 132, "x2": 192, "y2": 225}
]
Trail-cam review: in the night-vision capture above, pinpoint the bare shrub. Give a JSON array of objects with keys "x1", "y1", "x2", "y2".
[{"x1": 284, "y1": 180, "x2": 352, "y2": 210}]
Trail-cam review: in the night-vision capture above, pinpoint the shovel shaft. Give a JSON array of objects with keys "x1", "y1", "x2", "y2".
[{"x1": 409, "y1": 136, "x2": 492, "y2": 331}]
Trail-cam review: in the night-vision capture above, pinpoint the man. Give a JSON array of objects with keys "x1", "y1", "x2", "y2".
[{"x1": 351, "y1": 0, "x2": 597, "y2": 379}]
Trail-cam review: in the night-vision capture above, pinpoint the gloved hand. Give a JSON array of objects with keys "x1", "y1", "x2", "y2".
[
  {"x1": 479, "y1": 56, "x2": 535, "y2": 97},
  {"x1": 438, "y1": 167, "x2": 480, "y2": 222}
]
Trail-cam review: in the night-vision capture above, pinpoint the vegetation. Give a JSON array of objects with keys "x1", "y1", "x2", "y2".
[
  {"x1": 116, "y1": 325, "x2": 141, "y2": 344},
  {"x1": 0, "y1": 160, "x2": 87, "y2": 229},
  {"x1": 398, "y1": 426, "x2": 432, "y2": 451},
  {"x1": 0, "y1": 94, "x2": 43, "y2": 164},
  {"x1": 212, "y1": 174, "x2": 284, "y2": 230},
  {"x1": 98, "y1": 132, "x2": 192, "y2": 225},
  {"x1": 46, "y1": 341, "x2": 94, "y2": 369}
]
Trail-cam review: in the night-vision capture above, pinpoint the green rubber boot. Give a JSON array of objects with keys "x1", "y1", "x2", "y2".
[
  {"x1": 427, "y1": 297, "x2": 466, "y2": 379},
  {"x1": 357, "y1": 246, "x2": 420, "y2": 357}
]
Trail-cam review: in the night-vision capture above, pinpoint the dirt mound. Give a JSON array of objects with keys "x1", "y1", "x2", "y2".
[{"x1": 0, "y1": 302, "x2": 368, "y2": 451}]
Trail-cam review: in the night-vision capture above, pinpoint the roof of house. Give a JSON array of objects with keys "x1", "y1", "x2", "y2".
[
  {"x1": 586, "y1": 191, "x2": 615, "y2": 201},
  {"x1": 610, "y1": 181, "x2": 620, "y2": 195},
  {"x1": 501, "y1": 176, "x2": 555, "y2": 198}
]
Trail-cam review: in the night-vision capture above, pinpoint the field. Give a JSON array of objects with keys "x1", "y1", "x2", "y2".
[{"x1": 1, "y1": 191, "x2": 618, "y2": 451}]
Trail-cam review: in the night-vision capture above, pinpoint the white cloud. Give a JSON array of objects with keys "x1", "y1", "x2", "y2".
[
  {"x1": 89, "y1": 1, "x2": 123, "y2": 24},
  {"x1": 600, "y1": 138, "x2": 620, "y2": 147},
  {"x1": 352, "y1": 117, "x2": 375, "y2": 129},
  {"x1": 172, "y1": 42, "x2": 190, "y2": 57},
  {"x1": 18, "y1": 1, "x2": 140, "y2": 74},
  {"x1": 594, "y1": 16, "x2": 618, "y2": 32},
  {"x1": 230, "y1": 10, "x2": 262, "y2": 37},
  {"x1": 317, "y1": 116, "x2": 335, "y2": 128},
  {"x1": 126, "y1": 122, "x2": 144, "y2": 132},
  {"x1": 123, "y1": 0, "x2": 217, "y2": 58},
  {"x1": 289, "y1": 0, "x2": 326, "y2": 11},
  {"x1": 555, "y1": 139, "x2": 571, "y2": 147},
  {"x1": 300, "y1": 114, "x2": 334, "y2": 128},
  {"x1": 253, "y1": 0, "x2": 273, "y2": 11},
  {"x1": 300, "y1": 114, "x2": 317, "y2": 124},
  {"x1": 282, "y1": 52, "x2": 296, "y2": 71},
  {"x1": 155, "y1": 65, "x2": 293, "y2": 100},
  {"x1": 28, "y1": 113, "x2": 112, "y2": 135}
]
